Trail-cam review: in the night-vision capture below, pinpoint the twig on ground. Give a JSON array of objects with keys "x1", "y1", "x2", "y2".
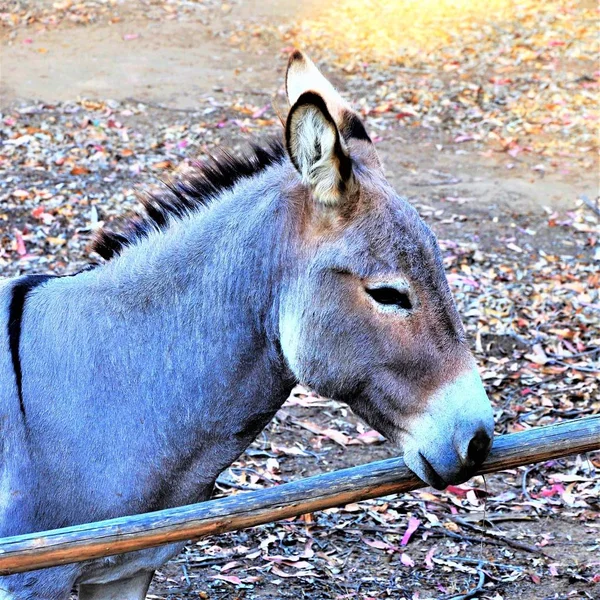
[
  {"x1": 181, "y1": 563, "x2": 191, "y2": 587},
  {"x1": 547, "y1": 347, "x2": 600, "y2": 360},
  {"x1": 580, "y1": 195, "x2": 600, "y2": 217},
  {"x1": 412, "y1": 178, "x2": 462, "y2": 187},
  {"x1": 229, "y1": 466, "x2": 279, "y2": 486},
  {"x1": 438, "y1": 556, "x2": 523, "y2": 571},
  {"x1": 432, "y1": 526, "x2": 549, "y2": 556},
  {"x1": 447, "y1": 565, "x2": 487, "y2": 600},
  {"x1": 451, "y1": 516, "x2": 550, "y2": 556},
  {"x1": 228, "y1": 90, "x2": 272, "y2": 96},
  {"x1": 552, "y1": 360, "x2": 600, "y2": 374},
  {"x1": 521, "y1": 465, "x2": 538, "y2": 502},
  {"x1": 124, "y1": 98, "x2": 204, "y2": 113}
]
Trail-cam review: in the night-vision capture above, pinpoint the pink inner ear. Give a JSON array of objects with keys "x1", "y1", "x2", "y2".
[{"x1": 285, "y1": 92, "x2": 354, "y2": 206}]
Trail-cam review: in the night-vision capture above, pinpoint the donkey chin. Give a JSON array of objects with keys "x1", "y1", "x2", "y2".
[{"x1": 395, "y1": 367, "x2": 495, "y2": 490}]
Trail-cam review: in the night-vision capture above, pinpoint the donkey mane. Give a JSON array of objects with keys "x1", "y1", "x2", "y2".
[{"x1": 92, "y1": 138, "x2": 286, "y2": 260}]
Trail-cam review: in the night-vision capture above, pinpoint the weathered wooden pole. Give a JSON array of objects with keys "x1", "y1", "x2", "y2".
[{"x1": 0, "y1": 415, "x2": 598, "y2": 575}]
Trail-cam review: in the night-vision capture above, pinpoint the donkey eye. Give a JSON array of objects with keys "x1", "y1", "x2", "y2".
[{"x1": 366, "y1": 287, "x2": 412, "y2": 310}]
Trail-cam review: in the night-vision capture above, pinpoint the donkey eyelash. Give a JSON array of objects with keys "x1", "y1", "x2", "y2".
[{"x1": 366, "y1": 287, "x2": 413, "y2": 311}]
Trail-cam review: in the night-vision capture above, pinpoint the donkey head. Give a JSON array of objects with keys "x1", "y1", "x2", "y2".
[{"x1": 279, "y1": 51, "x2": 494, "y2": 489}]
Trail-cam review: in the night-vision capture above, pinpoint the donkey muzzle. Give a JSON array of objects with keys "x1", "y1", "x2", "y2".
[{"x1": 401, "y1": 366, "x2": 494, "y2": 490}]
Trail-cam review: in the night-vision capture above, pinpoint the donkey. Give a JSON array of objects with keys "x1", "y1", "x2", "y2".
[{"x1": 0, "y1": 51, "x2": 494, "y2": 599}]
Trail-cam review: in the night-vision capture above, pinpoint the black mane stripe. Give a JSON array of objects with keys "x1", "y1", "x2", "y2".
[
  {"x1": 8, "y1": 274, "x2": 56, "y2": 418},
  {"x1": 92, "y1": 138, "x2": 286, "y2": 261}
]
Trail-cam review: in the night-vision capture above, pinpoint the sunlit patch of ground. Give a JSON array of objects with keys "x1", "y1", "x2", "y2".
[
  {"x1": 269, "y1": 0, "x2": 598, "y2": 165},
  {"x1": 290, "y1": 0, "x2": 597, "y2": 66},
  {"x1": 293, "y1": 0, "x2": 521, "y2": 58}
]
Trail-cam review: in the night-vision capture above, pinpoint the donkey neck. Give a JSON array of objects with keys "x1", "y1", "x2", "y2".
[
  {"x1": 79, "y1": 162, "x2": 299, "y2": 498},
  {"x1": 100, "y1": 166, "x2": 294, "y2": 335}
]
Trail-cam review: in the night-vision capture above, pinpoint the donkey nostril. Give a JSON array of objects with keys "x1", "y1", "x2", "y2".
[{"x1": 467, "y1": 428, "x2": 492, "y2": 466}]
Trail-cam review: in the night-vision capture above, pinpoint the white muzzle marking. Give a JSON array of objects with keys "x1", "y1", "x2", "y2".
[{"x1": 401, "y1": 365, "x2": 494, "y2": 489}]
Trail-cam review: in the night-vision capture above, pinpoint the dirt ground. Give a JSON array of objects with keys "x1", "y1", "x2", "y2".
[{"x1": 1, "y1": 1, "x2": 599, "y2": 599}]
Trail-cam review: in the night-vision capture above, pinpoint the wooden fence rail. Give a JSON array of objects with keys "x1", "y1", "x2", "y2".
[{"x1": 0, "y1": 415, "x2": 598, "y2": 575}]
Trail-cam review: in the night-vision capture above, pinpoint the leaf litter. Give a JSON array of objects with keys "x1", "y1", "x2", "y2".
[{"x1": 1, "y1": 1, "x2": 598, "y2": 599}]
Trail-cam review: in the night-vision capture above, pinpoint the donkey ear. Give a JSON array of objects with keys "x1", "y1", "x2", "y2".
[
  {"x1": 285, "y1": 51, "x2": 371, "y2": 144},
  {"x1": 285, "y1": 91, "x2": 354, "y2": 205},
  {"x1": 286, "y1": 50, "x2": 349, "y2": 121}
]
